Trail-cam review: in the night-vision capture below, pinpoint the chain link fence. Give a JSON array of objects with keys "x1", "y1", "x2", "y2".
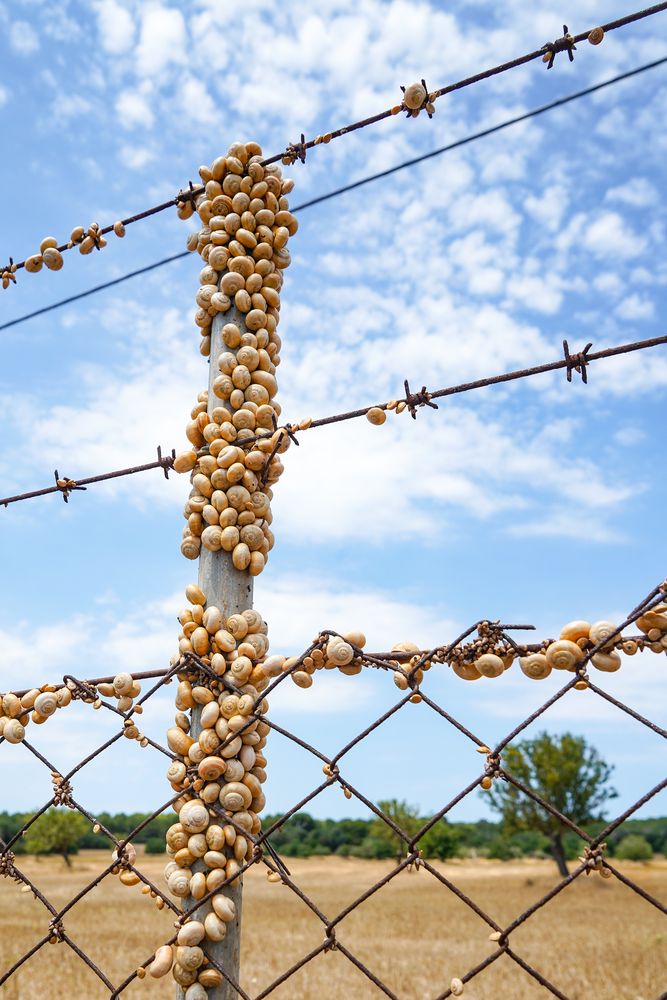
[{"x1": 1, "y1": 583, "x2": 665, "y2": 998}]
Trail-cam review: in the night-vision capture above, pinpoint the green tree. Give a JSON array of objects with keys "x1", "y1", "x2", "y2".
[
  {"x1": 419, "y1": 820, "x2": 460, "y2": 860},
  {"x1": 24, "y1": 809, "x2": 88, "y2": 867},
  {"x1": 614, "y1": 835, "x2": 653, "y2": 861},
  {"x1": 370, "y1": 800, "x2": 422, "y2": 864},
  {"x1": 486, "y1": 732, "x2": 617, "y2": 878}
]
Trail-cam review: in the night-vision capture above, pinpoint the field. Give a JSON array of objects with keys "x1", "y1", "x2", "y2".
[{"x1": 0, "y1": 851, "x2": 665, "y2": 999}]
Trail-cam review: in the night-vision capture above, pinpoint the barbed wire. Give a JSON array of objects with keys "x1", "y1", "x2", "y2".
[
  {"x1": 1, "y1": 581, "x2": 665, "y2": 997},
  {"x1": 2, "y1": 4, "x2": 666, "y2": 280},
  {"x1": 2, "y1": 55, "x2": 665, "y2": 334},
  {"x1": 2, "y1": 332, "x2": 664, "y2": 509}
]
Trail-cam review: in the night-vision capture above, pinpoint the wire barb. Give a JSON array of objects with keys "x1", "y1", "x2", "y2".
[
  {"x1": 403, "y1": 379, "x2": 439, "y2": 419},
  {"x1": 543, "y1": 24, "x2": 577, "y2": 69},
  {"x1": 563, "y1": 339, "x2": 593, "y2": 383},
  {"x1": 54, "y1": 470, "x2": 86, "y2": 503}
]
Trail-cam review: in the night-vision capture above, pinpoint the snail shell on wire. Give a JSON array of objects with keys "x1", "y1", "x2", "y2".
[
  {"x1": 366, "y1": 407, "x2": 386, "y2": 426},
  {"x1": 588, "y1": 621, "x2": 618, "y2": 648},
  {"x1": 452, "y1": 661, "x2": 481, "y2": 681},
  {"x1": 34, "y1": 692, "x2": 58, "y2": 717},
  {"x1": 519, "y1": 654, "x2": 551, "y2": 680},
  {"x1": 591, "y1": 650, "x2": 622, "y2": 672},
  {"x1": 2, "y1": 719, "x2": 26, "y2": 743},
  {"x1": 559, "y1": 620, "x2": 591, "y2": 643},
  {"x1": 149, "y1": 945, "x2": 174, "y2": 979},
  {"x1": 403, "y1": 82, "x2": 426, "y2": 110},
  {"x1": 545, "y1": 640, "x2": 584, "y2": 672},
  {"x1": 588, "y1": 27, "x2": 605, "y2": 44},
  {"x1": 474, "y1": 653, "x2": 504, "y2": 678}
]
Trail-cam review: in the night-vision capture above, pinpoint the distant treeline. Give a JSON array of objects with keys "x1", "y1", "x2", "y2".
[{"x1": 2, "y1": 810, "x2": 665, "y2": 862}]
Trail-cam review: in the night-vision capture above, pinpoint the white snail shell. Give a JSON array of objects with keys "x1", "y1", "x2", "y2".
[
  {"x1": 168, "y1": 869, "x2": 193, "y2": 897},
  {"x1": 177, "y1": 922, "x2": 206, "y2": 947},
  {"x1": 179, "y1": 800, "x2": 210, "y2": 834},
  {"x1": 591, "y1": 650, "x2": 622, "y2": 672},
  {"x1": 588, "y1": 621, "x2": 618, "y2": 648},
  {"x1": 113, "y1": 672, "x2": 134, "y2": 697},
  {"x1": 34, "y1": 692, "x2": 58, "y2": 717},
  {"x1": 403, "y1": 82, "x2": 426, "y2": 109}
]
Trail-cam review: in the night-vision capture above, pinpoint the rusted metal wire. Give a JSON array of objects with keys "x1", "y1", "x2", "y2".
[
  {"x1": 1, "y1": 580, "x2": 665, "y2": 997},
  {"x1": 2, "y1": 332, "x2": 666, "y2": 509},
  {"x1": 3, "y1": 3, "x2": 666, "y2": 278}
]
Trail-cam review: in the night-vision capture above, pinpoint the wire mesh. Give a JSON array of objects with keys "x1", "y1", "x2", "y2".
[{"x1": 1, "y1": 582, "x2": 665, "y2": 998}]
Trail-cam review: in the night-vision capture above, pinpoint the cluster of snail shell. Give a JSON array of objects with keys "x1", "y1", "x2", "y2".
[
  {"x1": 0, "y1": 687, "x2": 71, "y2": 744},
  {"x1": 156, "y1": 584, "x2": 270, "y2": 990},
  {"x1": 171, "y1": 140, "x2": 295, "y2": 577},
  {"x1": 0, "y1": 672, "x2": 151, "y2": 747},
  {"x1": 271, "y1": 630, "x2": 368, "y2": 691},
  {"x1": 438, "y1": 610, "x2": 667, "y2": 683},
  {"x1": 4, "y1": 223, "x2": 127, "y2": 288}
]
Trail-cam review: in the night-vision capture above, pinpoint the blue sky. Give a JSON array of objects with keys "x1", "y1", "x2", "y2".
[{"x1": 0, "y1": 1, "x2": 666, "y2": 830}]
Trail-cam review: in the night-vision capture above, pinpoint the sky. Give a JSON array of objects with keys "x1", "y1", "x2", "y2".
[{"x1": 0, "y1": 1, "x2": 666, "y2": 832}]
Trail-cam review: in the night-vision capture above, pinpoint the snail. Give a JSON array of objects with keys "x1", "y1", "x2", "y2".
[
  {"x1": 149, "y1": 945, "x2": 174, "y2": 979},
  {"x1": 545, "y1": 640, "x2": 584, "y2": 671},
  {"x1": 519, "y1": 654, "x2": 551, "y2": 680}
]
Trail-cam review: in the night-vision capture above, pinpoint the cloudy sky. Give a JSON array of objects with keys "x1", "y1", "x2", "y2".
[{"x1": 0, "y1": 1, "x2": 665, "y2": 830}]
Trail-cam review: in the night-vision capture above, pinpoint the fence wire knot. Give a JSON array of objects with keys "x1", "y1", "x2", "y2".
[
  {"x1": 324, "y1": 928, "x2": 338, "y2": 952},
  {"x1": 52, "y1": 773, "x2": 75, "y2": 808},
  {"x1": 580, "y1": 843, "x2": 609, "y2": 877},
  {"x1": 176, "y1": 181, "x2": 200, "y2": 209},
  {"x1": 563, "y1": 339, "x2": 592, "y2": 383},
  {"x1": 48, "y1": 918, "x2": 65, "y2": 943},
  {"x1": 64, "y1": 675, "x2": 97, "y2": 703},
  {"x1": 156, "y1": 445, "x2": 176, "y2": 479},
  {"x1": 543, "y1": 25, "x2": 577, "y2": 69},
  {"x1": 54, "y1": 470, "x2": 86, "y2": 503},
  {"x1": 403, "y1": 379, "x2": 438, "y2": 419},
  {"x1": 282, "y1": 134, "x2": 307, "y2": 165},
  {"x1": 0, "y1": 850, "x2": 19, "y2": 881}
]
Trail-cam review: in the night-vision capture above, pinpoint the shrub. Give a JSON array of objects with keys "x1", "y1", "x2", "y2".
[
  {"x1": 144, "y1": 838, "x2": 166, "y2": 855},
  {"x1": 614, "y1": 835, "x2": 653, "y2": 861}
]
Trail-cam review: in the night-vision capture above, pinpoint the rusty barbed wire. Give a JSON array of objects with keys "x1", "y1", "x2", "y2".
[
  {"x1": 1, "y1": 582, "x2": 665, "y2": 997},
  {"x1": 2, "y1": 3, "x2": 666, "y2": 280},
  {"x1": 2, "y1": 332, "x2": 665, "y2": 509},
  {"x1": 2, "y1": 55, "x2": 666, "y2": 336}
]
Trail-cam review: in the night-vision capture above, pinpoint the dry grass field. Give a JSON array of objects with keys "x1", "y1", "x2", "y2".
[{"x1": 0, "y1": 851, "x2": 664, "y2": 999}]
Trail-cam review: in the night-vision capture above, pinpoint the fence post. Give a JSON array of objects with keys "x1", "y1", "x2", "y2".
[{"x1": 177, "y1": 303, "x2": 255, "y2": 999}]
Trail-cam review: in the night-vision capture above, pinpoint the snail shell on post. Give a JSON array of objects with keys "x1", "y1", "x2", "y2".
[
  {"x1": 185, "y1": 583, "x2": 207, "y2": 606},
  {"x1": 175, "y1": 946, "x2": 204, "y2": 972},
  {"x1": 545, "y1": 640, "x2": 584, "y2": 671},
  {"x1": 204, "y1": 912, "x2": 228, "y2": 942},
  {"x1": 177, "y1": 922, "x2": 206, "y2": 947},
  {"x1": 519, "y1": 654, "x2": 551, "y2": 680},
  {"x1": 168, "y1": 869, "x2": 192, "y2": 897},
  {"x1": 179, "y1": 800, "x2": 210, "y2": 834}
]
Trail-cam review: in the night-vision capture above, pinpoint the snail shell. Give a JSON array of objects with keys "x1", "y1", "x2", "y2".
[
  {"x1": 591, "y1": 651, "x2": 622, "y2": 672},
  {"x1": 588, "y1": 27, "x2": 604, "y2": 44},
  {"x1": 519, "y1": 654, "x2": 551, "y2": 680},
  {"x1": 43, "y1": 248, "x2": 63, "y2": 271},
  {"x1": 184, "y1": 984, "x2": 208, "y2": 1000},
  {"x1": 474, "y1": 653, "x2": 505, "y2": 678},
  {"x1": 2, "y1": 719, "x2": 25, "y2": 743},
  {"x1": 545, "y1": 640, "x2": 583, "y2": 671},
  {"x1": 326, "y1": 639, "x2": 354, "y2": 665},
  {"x1": 403, "y1": 82, "x2": 426, "y2": 109},
  {"x1": 198, "y1": 756, "x2": 226, "y2": 781},
  {"x1": 366, "y1": 407, "x2": 386, "y2": 426},
  {"x1": 292, "y1": 670, "x2": 313, "y2": 689},
  {"x1": 212, "y1": 893, "x2": 236, "y2": 921},
  {"x1": 179, "y1": 800, "x2": 210, "y2": 834},
  {"x1": 172, "y1": 962, "x2": 198, "y2": 988},
  {"x1": 167, "y1": 726, "x2": 195, "y2": 756},
  {"x1": 113, "y1": 672, "x2": 134, "y2": 697},
  {"x1": 559, "y1": 620, "x2": 591, "y2": 643},
  {"x1": 589, "y1": 621, "x2": 618, "y2": 649},
  {"x1": 204, "y1": 911, "x2": 228, "y2": 942},
  {"x1": 175, "y1": 946, "x2": 204, "y2": 972},
  {"x1": 166, "y1": 825, "x2": 189, "y2": 851},
  {"x1": 452, "y1": 661, "x2": 481, "y2": 681},
  {"x1": 167, "y1": 869, "x2": 192, "y2": 897},
  {"x1": 34, "y1": 692, "x2": 58, "y2": 717},
  {"x1": 177, "y1": 921, "x2": 206, "y2": 947},
  {"x1": 187, "y1": 833, "x2": 208, "y2": 858},
  {"x1": 186, "y1": 583, "x2": 207, "y2": 606},
  {"x1": 450, "y1": 979, "x2": 464, "y2": 997},
  {"x1": 149, "y1": 945, "x2": 174, "y2": 979}
]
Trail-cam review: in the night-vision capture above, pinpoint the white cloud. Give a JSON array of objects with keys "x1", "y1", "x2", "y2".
[
  {"x1": 615, "y1": 293, "x2": 655, "y2": 321},
  {"x1": 118, "y1": 144, "x2": 157, "y2": 169},
  {"x1": 136, "y1": 6, "x2": 187, "y2": 76},
  {"x1": 9, "y1": 20, "x2": 39, "y2": 54},
  {"x1": 51, "y1": 94, "x2": 94, "y2": 122},
  {"x1": 0, "y1": 84, "x2": 9, "y2": 107},
  {"x1": 94, "y1": 0, "x2": 134, "y2": 53},
  {"x1": 177, "y1": 76, "x2": 218, "y2": 126},
  {"x1": 606, "y1": 177, "x2": 657, "y2": 208},
  {"x1": 581, "y1": 212, "x2": 647, "y2": 261},
  {"x1": 116, "y1": 90, "x2": 154, "y2": 129}
]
